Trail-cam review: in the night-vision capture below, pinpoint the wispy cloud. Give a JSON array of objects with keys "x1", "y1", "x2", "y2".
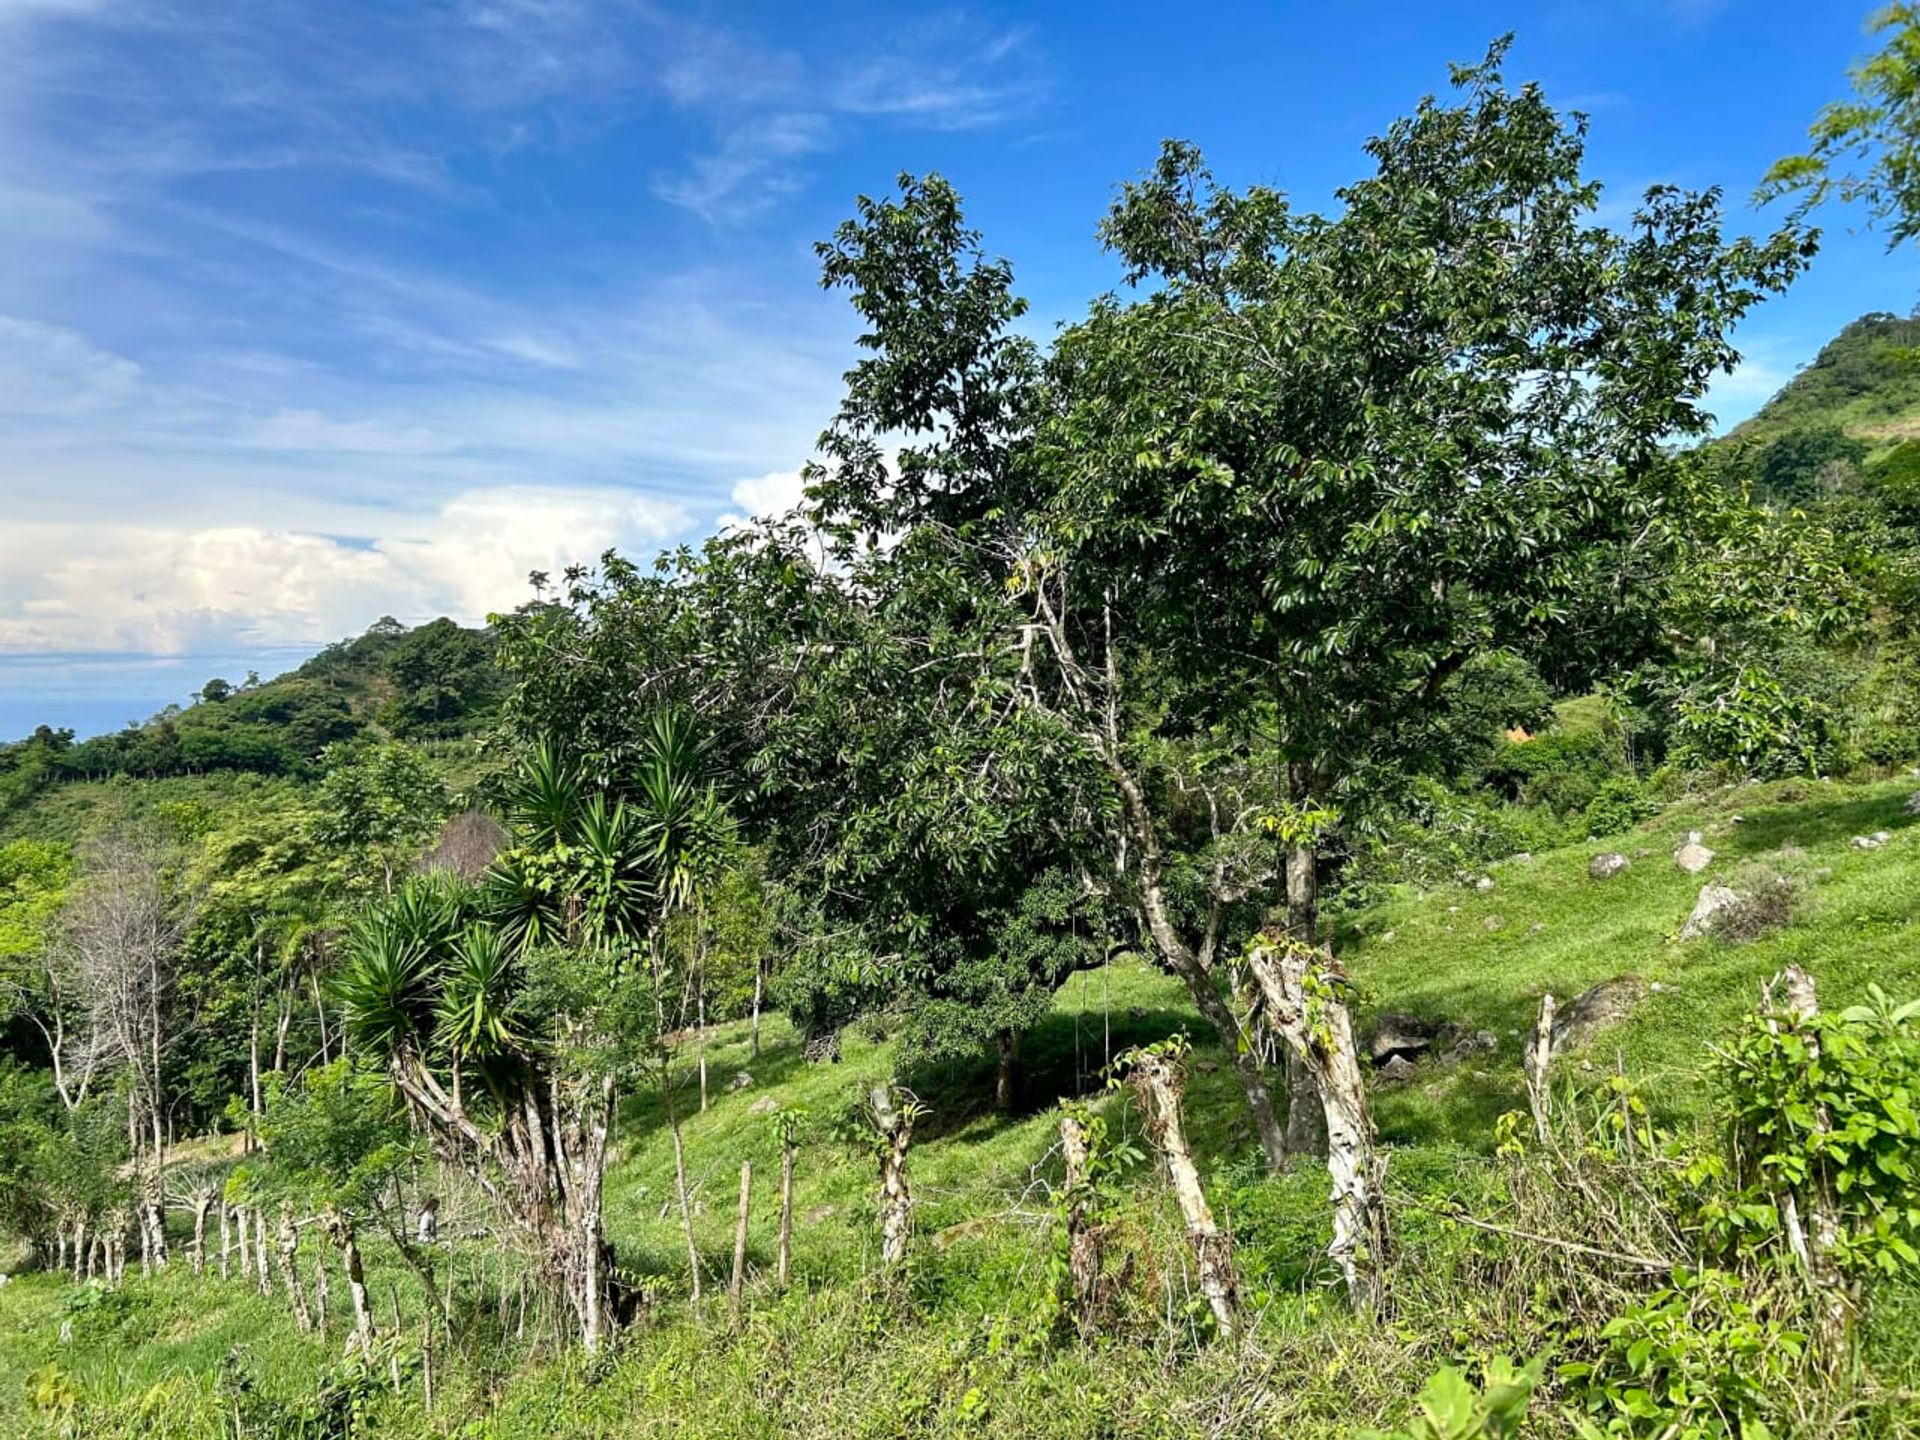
[{"x1": 0, "y1": 2, "x2": 1054, "y2": 722}]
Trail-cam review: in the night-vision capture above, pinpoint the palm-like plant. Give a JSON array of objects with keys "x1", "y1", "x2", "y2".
[{"x1": 326, "y1": 713, "x2": 731, "y2": 1352}]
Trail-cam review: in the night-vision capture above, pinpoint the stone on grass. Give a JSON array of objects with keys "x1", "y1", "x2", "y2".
[
  {"x1": 1551, "y1": 976, "x2": 1650, "y2": 1051},
  {"x1": 1679, "y1": 882, "x2": 1741, "y2": 940},
  {"x1": 1589, "y1": 852, "x2": 1631, "y2": 880},
  {"x1": 1851, "y1": 833, "x2": 1888, "y2": 851},
  {"x1": 1482, "y1": 914, "x2": 1504, "y2": 931},
  {"x1": 1906, "y1": 791, "x2": 1920, "y2": 817},
  {"x1": 1370, "y1": 1013, "x2": 1445, "y2": 1064},
  {"x1": 1474, "y1": 876, "x2": 1495, "y2": 893},
  {"x1": 747, "y1": 1095, "x2": 780, "y2": 1116},
  {"x1": 1377, "y1": 1054, "x2": 1419, "y2": 1084},
  {"x1": 1673, "y1": 831, "x2": 1715, "y2": 874},
  {"x1": 730, "y1": 1071, "x2": 754, "y2": 1091}
]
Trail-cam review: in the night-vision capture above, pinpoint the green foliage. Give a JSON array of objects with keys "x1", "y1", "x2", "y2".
[
  {"x1": 1762, "y1": 3, "x2": 1920, "y2": 247},
  {"x1": 1561, "y1": 1269, "x2": 1803, "y2": 1440},
  {"x1": 1361, "y1": 1356, "x2": 1542, "y2": 1440},
  {"x1": 1583, "y1": 778, "x2": 1661, "y2": 839},
  {"x1": 256, "y1": 1059, "x2": 414, "y2": 1214},
  {"x1": 1754, "y1": 425, "x2": 1868, "y2": 505},
  {"x1": 1721, "y1": 985, "x2": 1920, "y2": 1280}
]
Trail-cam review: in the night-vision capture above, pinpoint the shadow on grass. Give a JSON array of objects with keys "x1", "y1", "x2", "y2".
[
  {"x1": 1719, "y1": 789, "x2": 1918, "y2": 857},
  {"x1": 901, "y1": 1005, "x2": 1204, "y2": 1144}
]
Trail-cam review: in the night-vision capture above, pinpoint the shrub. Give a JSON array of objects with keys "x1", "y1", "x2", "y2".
[{"x1": 1582, "y1": 778, "x2": 1660, "y2": 838}]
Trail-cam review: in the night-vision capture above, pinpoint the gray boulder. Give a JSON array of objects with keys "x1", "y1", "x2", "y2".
[
  {"x1": 1369, "y1": 1013, "x2": 1445, "y2": 1064},
  {"x1": 1377, "y1": 1054, "x2": 1419, "y2": 1084},
  {"x1": 1589, "y1": 852, "x2": 1631, "y2": 880},
  {"x1": 747, "y1": 1095, "x2": 780, "y2": 1116},
  {"x1": 1679, "y1": 882, "x2": 1741, "y2": 940},
  {"x1": 729, "y1": 1071, "x2": 754, "y2": 1091},
  {"x1": 1552, "y1": 976, "x2": 1650, "y2": 1051},
  {"x1": 1473, "y1": 876, "x2": 1495, "y2": 893},
  {"x1": 1906, "y1": 791, "x2": 1920, "y2": 817},
  {"x1": 1673, "y1": 831, "x2": 1715, "y2": 874},
  {"x1": 1851, "y1": 832, "x2": 1889, "y2": 851}
]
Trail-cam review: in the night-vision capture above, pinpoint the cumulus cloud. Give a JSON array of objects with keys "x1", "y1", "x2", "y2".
[{"x1": 0, "y1": 484, "x2": 689, "y2": 655}]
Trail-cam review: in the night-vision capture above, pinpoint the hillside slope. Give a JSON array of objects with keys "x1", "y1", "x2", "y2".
[{"x1": 1, "y1": 774, "x2": 1915, "y2": 1438}]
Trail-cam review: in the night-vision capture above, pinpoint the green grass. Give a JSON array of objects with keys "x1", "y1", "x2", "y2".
[{"x1": 3, "y1": 773, "x2": 1918, "y2": 1437}]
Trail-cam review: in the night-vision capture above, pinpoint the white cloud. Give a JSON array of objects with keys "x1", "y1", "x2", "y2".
[
  {"x1": 654, "y1": 113, "x2": 833, "y2": 222},
  {"x1": 729, "y1": 468, "x2": 808, "y2": 518},
  {"x1": 242, "y1": 409, "x2": 463, "y2": 456},
  {"x1": 0, "y1": 484, "x2": 690, "y2": 655}
]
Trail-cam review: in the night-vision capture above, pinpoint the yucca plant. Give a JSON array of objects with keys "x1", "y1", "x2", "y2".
[{"x1": 329, "y1": 711, "x2": 728, "y2": 1353}]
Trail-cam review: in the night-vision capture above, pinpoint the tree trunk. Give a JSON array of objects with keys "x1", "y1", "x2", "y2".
[
  {"x1": 1243, "y1": 937, "x2": 1385, "y2": 1314},
  {"x1": 218, "y1": 1199, "x2": 231, "y2": 1280},
  {"x1": 1058, "y1": 1110, "x2": 1104, "y2": 1338},
  {"x1": 993, "y1": 1031, "x2": 1018, "y2": 1113},
  {"x1": 255, "y1": 1207, "x2": 272, "y2": 1294},
  {"x1": 1524, "y1": 993, "x2": 1557, "y2": 1144},
  {"x1": 314, "y1": 1251, "x2": 329, "y2": 1333},
  {"x1": 777, "y1": 1139, "x2": 795, "y2": 1288},
  {"x1": 327, "y1": 1210, "x2": 376, "y2": 1354},
  {"x1": 191, "y1": 1196, "x2": 211, "y2": 1276},
  {"x1": 276, "y1": 1208, "x2": 313, "y2": 1332},
  {"x1": 1126, "y1": 1050, "x2": 1239, "y2": 1339},
  {"x1": 664, "y1": 1064, "x2": 702, "y2": 1305},
  {"x1": 697, "y1": 986, "x2": 709, "y2": 1114},
  {"x1": 868, "y1": 1084, "x2": 916, "y2": 1270},
  {"x1": 71, "y1": 1219, "x2": 87, "y2": 1283},
  {"x1": 729, "y1": 1160, "x2": 752, "y2": 1326},
  {"x1": 235, "y1": 1204, "x2": 252, "y2": 1280},
  {"x1": 750, "y1": 959, "x2": 764, "y2": 1060},
  {"x1": 1280, "y1": 846, "x2": 1327, "y2": 1158}
]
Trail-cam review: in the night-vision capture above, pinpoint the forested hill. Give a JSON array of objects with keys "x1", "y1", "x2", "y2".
[
  {"x1": 1718, "y1": 309, "x2": 1920, "y2": 505},
  {"x1": 0, "y1": 617, "x2": 502, "y2": 825}
]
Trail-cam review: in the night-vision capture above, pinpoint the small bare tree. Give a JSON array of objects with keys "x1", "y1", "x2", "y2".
[{"x1": 59, "y1": 833, "x2": 190, "y2": 1265}]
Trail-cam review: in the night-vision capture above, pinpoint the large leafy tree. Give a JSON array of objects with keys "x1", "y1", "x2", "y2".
[
  {"x1": 501, "y1": 529, "x2": 1107, "y2": 1106},
  {"x1": 801, "y1": 44, "x2": 1811, "y2": 1168}
]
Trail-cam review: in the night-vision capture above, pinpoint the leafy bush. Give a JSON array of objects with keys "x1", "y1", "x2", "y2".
[
  {"x1": 1721, "y1": 985, "x2": 1920, "y2": 1282},
  {"x1": 1560, "y1": 1269, "x2": 1805, "y2": 1439},
  {"x1": 1362, "y1": 1356, "x2": 1542, "y2": 1440},
  {"x1": 1582, "y1": 778, "x2": 1661, "y2": 838}
]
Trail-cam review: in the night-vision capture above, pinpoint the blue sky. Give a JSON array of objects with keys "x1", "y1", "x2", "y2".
[{"x1": 2, "y1": 0, "x2": 1915, "y2": 739}]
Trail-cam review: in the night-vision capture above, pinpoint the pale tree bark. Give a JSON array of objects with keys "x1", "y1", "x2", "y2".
[
  {"x1": 218, "y1": 1198, "x2": 231, "y2": 1280},
  {"x1": 275, "y1": 1208, "x2": 313, "y2": 1332},
  {"x1": 313, "y1": 1251, "x2": 330, "y2": 1333},
  {"x1": 1058, "y1": 1110, "x2": 1104, "y2": 1338},
  {"x1": 254, "y1": 1207, "x2": 272, "y2": 1294},
  {"x1": 1524, "y1": 993, "x2": 1557, "y2": 1144},
  {"x1": 777, "y1": 1131, "x2": 796, "y2": 1287},
  {"x1": 1243, "y1": 937, "x2": 1386, "y2": 1314},
  {"x1": 1125, "y1": 1050, "x2": 1239, "y2": 1339},
  {"x1": 325, "y1": 1209, "x2": 376, "y2": 1354},
  {"x1": 728, "y1": 1160, "x2": 752, "y2": 1326},
  {"x1": 71, "y1": 1218, "x2": 87, "y2": 1283},
  {"x1": 868, "y1": 1084, "x2": 917, "y2": 1270},
  {"x1": 234, "y1": 1203, "x2": 251, "y2": 1279},
  {"x1": 189, "y1": 1188, "x2": 213, "y2": 1276},
  {"x1": 750, "y1": 958, "x2": 765, "y2": 1060}
]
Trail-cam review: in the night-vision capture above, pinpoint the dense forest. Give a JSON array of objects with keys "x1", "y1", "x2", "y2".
[{"x1": 2, "y1": 36, "x2": 1920, "y2": 1440}]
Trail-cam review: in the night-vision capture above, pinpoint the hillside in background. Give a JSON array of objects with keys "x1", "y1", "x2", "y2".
[
  {"x1": 0, "y1": 617, "x2": 503, "y2": 828},
  {"x1": 1719, "y1": 310, "x2": 1920, "y2": 508}
]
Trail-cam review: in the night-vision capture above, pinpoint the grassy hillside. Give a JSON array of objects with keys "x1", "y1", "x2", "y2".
[
  {"x1": 1731, "y1": 311, "x2": 1920, "y2": 450},
  {"x1": 2, "y1": 773, "x2": 1916, "y2": 1438}
]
